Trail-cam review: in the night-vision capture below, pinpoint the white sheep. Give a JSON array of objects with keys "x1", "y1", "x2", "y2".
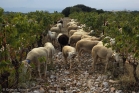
[
  {"x1": 50, "y1": 25, "x2": 60, "y2": 33},
  {"x1": 72, "y1": 29, "x2": 95, "y2": 36},
  {"x1": 62, "y1": 46, "x2": 76, "y2": 69},
  {"x1": 44, "y1": 42, "x2": 55, "y2": 65},
  {"x1": 81, "y1": 34, "x2": 92, "y2": 39},
  {"x1": 75, "y1": 40, "x2": 99, "y2": 64},
  {"x1": 81, "y1": 35, "x2": 100, "y2": 41},
  {"x1": 47, "y1": 30, "x2": 57, "y2": 45},
  {"x1": 69, "y1": 30, "x2": 77, "y2": 37},
  {"x1": 69, "y1": 31, "x2": 96, "y2": 47},
  {"x1": 73, "y1": 31, "x2": 88, "y2": 36},
  {"x1": 70, "y1": 19, "x2": 77, "y2": 22},
  {"x1": 56, "y1": 33, "x2": 63, "y2": 41},
  {"x1": 69, "y1": 34, "x2": 82, "y2": 47},
  {"x1": 93, "y1": 41, "x2": 109, "y2": 47},
  {"x1": 67, "y1": 21, "x2": 79, "y2": 27},
  {"x1": 56, "y1": 23, "x2": 62, "y2": 32},
  {"x1": 91, "y1": 45, "x2": 120, "y2": 72},
  {"x1": 67, "y1": 25, "x2": 78, "y2": 35},
  {"x1": 22, "y1": 42, "x2": 55, "y2": 79},
  {"x1": 96, "y1": 41, "x2": 104, "y2": 46}
]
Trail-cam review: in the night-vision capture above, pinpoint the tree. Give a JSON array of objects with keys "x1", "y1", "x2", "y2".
[
  {"x1": 70, "y1": 7, "x2": 82, "y2": 14},
  {"x1": 73, "y1": 4, "x2": 94, "y2": 12},
  {"x1": 62, "y1": 7, "x2": 71, "y2": 17},
  {"x1": 61, "y1": 4, "x2": 103, "y2": 17}
]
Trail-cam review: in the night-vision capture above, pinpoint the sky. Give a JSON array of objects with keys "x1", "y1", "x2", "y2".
[{"x1": 0, "y1": 0, "x2": 139, "y2": 13}]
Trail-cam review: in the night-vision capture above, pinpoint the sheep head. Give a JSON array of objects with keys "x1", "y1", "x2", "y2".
[
  {"x1": 68, "y1": 52, "x2": 77, "y2": 59},
  {"x1": 112, "y1": 52, "x2": 120, "y2": 62},
  {"x1": 21, "y1": 59, "x2": 32, "y2": 74}
]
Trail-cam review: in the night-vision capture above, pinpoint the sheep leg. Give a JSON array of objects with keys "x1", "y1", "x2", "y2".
[
  {"x1": 37, "y1": 60, "x2": 41, "y2": 79},
  {"x1": 78, "y1": 49, "x2": 82, "y2": 66},
  {"x1": 105, "y1": 58, "x2": 109, "y2": 73},
  {"x1": 29, "y1": 68, "x2": 32, "y2": 80},
  {"x1": 92, "y1": 53, "x2": 98, "y2": 72},
  {"x1": 70, "y1": 59, "x2": 72, "y2": 69},
  {"x1": 64, "y1": 57, "x2": 68, "y2": 68},
  {"x1": 44, "y1": 61, "x2": 47, "y2": 77},
  {"x1": 92, "y1": 58, "x2": 97, "y2": 72},
  {"x1": 77, "y1": 53, "x2": 80, "y2": 65}
]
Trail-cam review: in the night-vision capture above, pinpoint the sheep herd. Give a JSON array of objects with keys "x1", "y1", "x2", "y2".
[{"x1": 22, "y1": 18, "x2": 121, "y2": 80}]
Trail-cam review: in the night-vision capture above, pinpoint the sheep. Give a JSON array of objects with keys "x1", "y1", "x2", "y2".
[
  {"x1": 62, "y1": 46, "x2": 76, "y2": 69},
  {"x1": 70, "y1": 19, "x2": 77, "y2": 22},
  {"x1": 67, "y1": 25, "x2": 78, "y2": 35},
  {"x1": 57, "y1": 34, "x2": 69, "y2": 51},
  {"x1": 80, "y1": 24, "x2": 86, "y2": 28},
  {"x1": 57, "y1": 33, "x2": 63, "y2": 40},
  {"x1": 72, "y1": 29, "x2": 95, "y2": 36},
  {"x1": 69, "y1": 34, "x2": 99, "y2": 47},
  {"x1": 96, "y1": 41, "x2": 104, "y2": 46},
  {"x1": 67, "y1": 21, "x2": 79, "y2": 27},
  {"x1": 68, "y1": 31, "x2": 97, "y2": 47},
  {"x1": 22, "y1": 42, "x2": 55, "y2": 79},
  {"x1": 69, "y1": 30, "x2": 77, "y2": 37},
  {"x1": 68, "y1": 27, "x2": 86, "y2": 36},
  {"x1": 91, "y1": 45, "x2": 120, "y2": 72},
  {"x1": 47, "y1": 30, "x2": 57, "y2": 45},
  {"x1": 69, "y1": 34, "x2": 82, "y2": 47},
  {"x1": 50, "y1": 25, "x2": 60, "y2": 33},
  {"x1": 81, "y1": 35, "x2": 100, "y2": 41},
  {"x1": 80, "y1": 37, "x2": 100, "y2": 42},
  {"x1": 75, "y1": 40, "x2": 99, "y2": 64},
  {"x1": 81, "y1": 34, "x2": 92, "y2": 39},
  {"x1": 73, "y1": 31, "x2": 88, "y2": 36},
  {"x1": 56, "y1": 23, "x2": 62, "y2": 32},
  {"x1": 44, "y1": 42, "x2": 55, "y2": 65},
  {"x1": 57, "y1": 19, "x2": 63, "y2": 27}
]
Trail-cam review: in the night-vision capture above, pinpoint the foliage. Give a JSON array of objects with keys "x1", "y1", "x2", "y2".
[
  {"x1": 0, "y1": 9, "x2": 63, "y2": 89},
  {"x1": 62, "y1": 4, "x2": 104, "y2": 17},
  {"x1": 70, "y1": 7, "x2": 82, "y2": 14},
  {"x1": 73, "y1": 4, "x2": 93, "y2": 12},
  {"x1": 61, "y1": 7, "x2": 71, "y2": 17},
  {"x1": 69, "y1": 10, "x2": 139, "y2": 90}
]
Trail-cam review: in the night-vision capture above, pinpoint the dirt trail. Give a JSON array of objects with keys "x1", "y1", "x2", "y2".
[{"x1": 61, "y1": 17, "x2": 70, "y2": 35}]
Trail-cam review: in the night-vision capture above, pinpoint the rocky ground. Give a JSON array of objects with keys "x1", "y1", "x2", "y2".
[{"x1": 17, "y1": 18, "x2": 138, "y2": 93}]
